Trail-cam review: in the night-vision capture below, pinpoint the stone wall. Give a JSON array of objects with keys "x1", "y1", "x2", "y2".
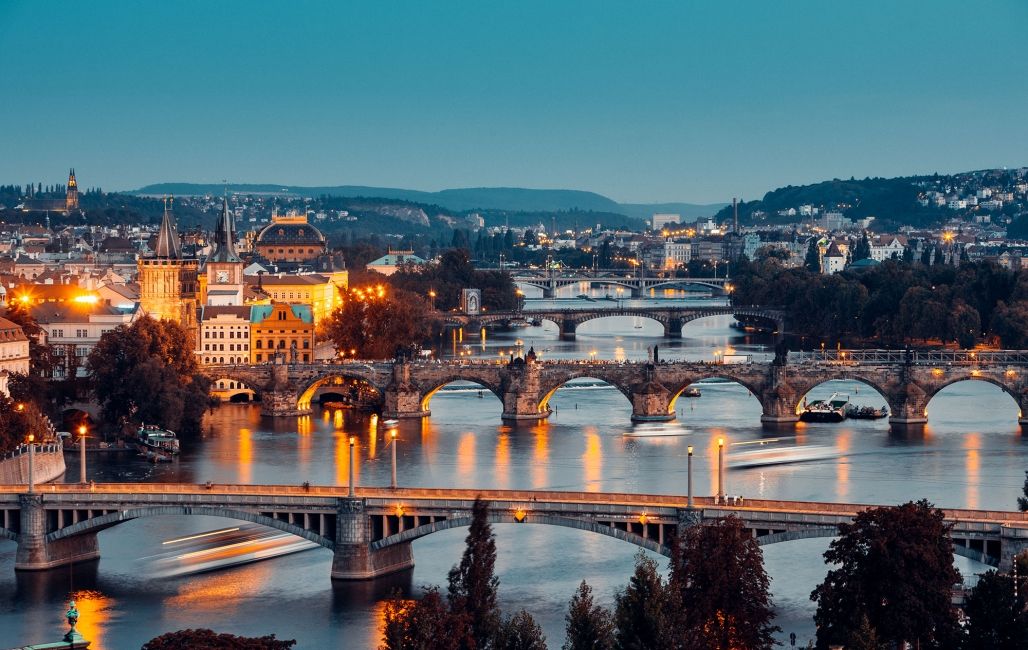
[{"x1": 0, "y1": 447, "x2": 66, "y2": 485}]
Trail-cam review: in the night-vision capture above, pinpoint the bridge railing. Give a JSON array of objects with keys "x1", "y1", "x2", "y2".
[{"x1": 789, "y1": 349, "x2": 1028, "y2": 366}]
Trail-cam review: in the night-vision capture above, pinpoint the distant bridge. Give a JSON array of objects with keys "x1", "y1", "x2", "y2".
[
  {"x1": 4, "y1": 484, "x2": 1026, "y2": 579},
  {"x1": 502, "y1": 269, "x2": 731, "y2": 298},
  {"x1": 200, "y1": 351, "x2": 1028, "y2": 430},
  {"x1": 447, "y1": 305, "x2": 784, "y2": 339}
]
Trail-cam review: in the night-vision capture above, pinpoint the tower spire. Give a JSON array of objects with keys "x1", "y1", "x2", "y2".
[
  {"x1": 153, "y1": 198, "x2": 182, "y2": 259},
  {"x1": 209, "y1": 197, "x2": 240, "y2": 262}
]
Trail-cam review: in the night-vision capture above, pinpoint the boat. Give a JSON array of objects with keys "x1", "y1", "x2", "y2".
[
  {"x1": 136, "y1": 424, "x2": 180, "y2": 455},
  {"x1": 846, "y1": 404, "x2": 889, "y2": 420},
  {"x1": 729, "y1": 444, "x2": 837, "y2": 469},
  {"x1": 679, "y1": 386, "x2": 701, "y2": 398},
  {"x1": 799, "y1": 392, "x2": 850, "y2": 423},
  {"x1": 382, "y1": 418, "x2": 400, "y2": 428},
  {"x1": 576, "y1": 294, "x2": 596, "y2": 302},
  {"x1": 322, "y1": 401, "x2": 347, "y2": 410},
  {"x1": 147, "y1": 523, "x2": 319, "y2": 578}
]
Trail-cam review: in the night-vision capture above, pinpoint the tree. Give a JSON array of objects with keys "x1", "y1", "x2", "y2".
[
  {"x1": 852, "y1": 233, "x2": 871, "y2": 261},
  {"x1": 613, "y1": 553, "x2": 674, "y2": 650},
  {"x1": 140, "y1": 628, "x2": 295, "y2": 649},
  {"x1": 495, "y1": 610, "x2": 547, "y2": 650},
  {"x1": 447, "y1": 498, "x2": 501, "y2": 649},
  {"x1": 325, "y1": 285, "x2": 435, "y2": 359},
  {"x1": 810, "y1": 500, "x2": 961, "y2": 649},
  {"x1": 991, "y1": 301, "x2": 1028, "y2": 348},
  {"x1": 962, "y1": 570, "x2": 1028, "y2": 649},
  {"x1": 381, "y1": 588, "x2": 469, "y2": 650},
  {"x1": 804, "y1": 239, "x2": 820, "y2": 272},
  {"x1": 563, "y1": 581, "x2": 615, "y2": 650},
  {"x1": 86, "y1": 317, "x2": 212, "y2": 433},
  {"x1": 1018, "y1": 470, "x2": 1028, "y2": 511},
  {"x1": 669, "y1": 516, "x2": 779, "y2": 649},
  {"x1": 0, "y1": 394, "x2": 51, "y2": 453}
]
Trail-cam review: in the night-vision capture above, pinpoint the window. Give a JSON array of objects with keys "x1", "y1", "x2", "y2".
[
  {"x1": 229, "y1": 331, "x2": 235, "y2": 339},
  {"x1": 219, "y1": 344, "x2": 224, "y2": 351},
  {"x1": 256, "y1": 340, "x2": 262, "y2": 349},
  {"x1": 219, "y1": 331, "x2": 225, "y2": 338},
  {"x1": 303, "y1": 353, "x2": 309, "y2": 362},
  {"x1": 205, "y1": 344, "x2": 210, "y2": 351},
  {"x1": 256, "y1": 353, "x2": 263, "y2": 362},
  {"x1": 303, "y1": 341, "x2": 309, "y2": 349},
  {"x1": 278, "y1": 340, "x2": 285, "y2": 349}
]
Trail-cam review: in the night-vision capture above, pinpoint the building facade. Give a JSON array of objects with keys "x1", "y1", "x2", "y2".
[
  {"x1": 255, "y1": 212, "x2": 327, "y2": 263},
  {"x1": 0, "y1": 316, "x2": 29, "y2": 397},
  {"x1": 204, "y1": 199, "x2": 245, "y2": 306},
  {"x1": 138, "y1": 204, "x2": 199, "y2": 335},
  {"x1": 198, "y1": 305, "x2": 251, "y2": 365},
  {"x1": 250, "y1": 303, "x2": 314, "y2": 364}
]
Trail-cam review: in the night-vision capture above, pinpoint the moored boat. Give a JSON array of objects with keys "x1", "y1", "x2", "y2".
[
  {"x1": 137, "y1": 424, "x2": 180, "y2": 455},
  {"x1": 846, "y1": 404, "x2": 889, "y2": 420},
  {"x1": 799, "y1": 393, "x2": 849, "y2": 423},
  {"x1": 680, "y1": 386, "x2": 701, "y2": 398}
]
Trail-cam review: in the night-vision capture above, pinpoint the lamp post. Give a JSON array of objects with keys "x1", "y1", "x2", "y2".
[
  {"x1": 348, "y1": 436, "x2": 356, "y2": 498},
  {"x1": 687, "y1": 445, "x2": 693, "y2": 508},
  {"x1": 27, "y1": 434, "x2": 35, "y2": 494},
  {"x1": 717, "y1": 438, "x2": 726, "y2": 502},
  {"x1": 390, "y1": 430, "x2": 398, "y2": 489},
  {"x1": 428, "y1": 289, "x2": 436, "y2": 311},
  {"x1": 78, "y1": 425, "x2": 87, "y2": 484}
]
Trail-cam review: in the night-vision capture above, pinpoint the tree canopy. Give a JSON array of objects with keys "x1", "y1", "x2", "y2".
[
  {"x1": 140, "y1": 628, "x2": 295, "y2": 649},
  {"x1": 325, "y1": 284, "x2": 436, "y2": 359},
  {"x1": 86, "y1": 317, "x2": 211, "y2": 433}
]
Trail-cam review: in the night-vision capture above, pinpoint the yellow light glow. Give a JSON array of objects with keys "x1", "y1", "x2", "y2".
[
  {"x1": 639, "y1": 513, "x2": 649, "y2": 525},
  {"x1": 163, "y1": 527, "x2": 240, "y2": 545},
  {"x1": 718, "y1": 437, "x2": 724, "y2": 448},
  {"x1": 514, "y1": 508, "x2": 527, "y2": 522},
  {"x1": 349, "y1": 436, "x2": 356, "y2": 445},
  {"x1": 73, "y1": 294, "x2": 99, "y2": 304},
  {"x1": 395, "y1": 504, "x2": 405, "y2": 518}
]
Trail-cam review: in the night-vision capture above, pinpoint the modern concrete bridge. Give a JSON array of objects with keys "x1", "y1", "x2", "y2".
[
  {"x1": 3, "y1": 484, "x2": 1026, "y2": 580},
  {"x1": 447, "y1": 305, "x2": 783, "y2": 340},
  {"x1": 504, "y1": 270, "x2": 732, "y2": 298},
  {"x1": 202, "y1": 350, "x2": 1028, "y2": 430}
]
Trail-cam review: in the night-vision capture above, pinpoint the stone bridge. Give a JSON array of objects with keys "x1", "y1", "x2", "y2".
[
  {"x1": 3, "y1": 484, "x2": 1026, "y2": 580},
  {"x1": 448, "y1": 305, "x2": 783, "y2": 339},
  {"x1": 505, "y1": 270, "x2": 731, "y2": 298},
  {"x1": 201, "y1": 351, "x2": 1028, "y2": 430}
]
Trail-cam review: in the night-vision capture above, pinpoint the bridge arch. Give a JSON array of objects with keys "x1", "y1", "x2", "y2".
[
  {"x1": 208, "y1": 375, "x2": 263, "y2": 403},
  {"x1": 571, "y1": 312, "x2": 670, "y2": 336},
  {"x1": 754, "y1": 527, "x2": 999, "y2": 566},
  {"x1": 418, "y1": 375, "x2": 505, "y2": 412},
  {"x1": 792, "y1": 377, "x2": 895, "y2": 417},
  {"x1": 46, "y1": 505, "x2": 334, "y2": 549},
  {"x1": 372, "y1": 513, "x2": 670, "y2": 557},
  {"x1": 924, "y1": 375, "x2": 1024, "y2": 418},
  {"x1": 297, "y1": 373, "x2": 386, "y2": 412},
  {"x1": 668, "y1": 375, "x2": 767, "y2": 415},
  {"x1": 537, "y1": 374, "x2": 635, "y2": 413}
]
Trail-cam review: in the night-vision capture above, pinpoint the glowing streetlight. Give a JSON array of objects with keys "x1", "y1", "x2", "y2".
[
  {"x1": 428, "y1": 289, "x2": 437, "y2": 310},
  {"x1": 78, "y1": 425, "x2": 87, "y2": 484},
  {"x1": 390, "y1": 429, "x2": 398, "y2": 489},
  {"x1": 348, "y1": 436, "x2": 356, "y2": 497},
  {"x1": 687, "y1": 445, "x2": 694, "y2": 508},
  {"x1": 717, "y1": 438, "x2": 726, "y2": 501},
  {"x1": 27, "y1": 434, "x2": 35, "y2": 494}
]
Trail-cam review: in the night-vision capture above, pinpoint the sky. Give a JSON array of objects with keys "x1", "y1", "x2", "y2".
[{"x1": 1, "y1": 1, "x2": 1027, "y2": 204}]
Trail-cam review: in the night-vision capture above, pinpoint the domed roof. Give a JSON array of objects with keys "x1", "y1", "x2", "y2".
[{"x1": 256, "y1": 221, "x2": 326, "y2": 246}]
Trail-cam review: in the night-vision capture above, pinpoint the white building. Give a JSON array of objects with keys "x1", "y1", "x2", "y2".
[
  {"x1": 870, "y1": 236, "x2": 906, "y2": 262},
  {"x1": 33, "y1": 303, "x2": 138, "y2": 379},
  {"x1": 822, "y1": 241, "x2": 846, "y2": 274},
  {"x1": 651, "y1": 213, "x2": 681, "y2": 231},
  {"x1": 198, "y1": 305, "x2": 252, "y2": 366},
  {"x1": 0, "y1": 316, "x2": 29, "y2": 397}
]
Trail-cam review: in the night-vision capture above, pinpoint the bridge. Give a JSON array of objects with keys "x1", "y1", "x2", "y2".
[
  {"x1": 503, "y1": 269, "x2": 732, "y2": 298},
  {"x1": 3, "y1": 484, "x2": 1027, "y2": 580},
  {"x1": 448, "y1": 304, "x2": 783, "y2": 339},
  {"x1": 201, "y1": 351, "x2": 1028, "y2": 430}
]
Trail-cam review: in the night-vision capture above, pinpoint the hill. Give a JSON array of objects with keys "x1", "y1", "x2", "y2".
[{"x1": 129, "y1": 182, "x2": 724, "y2": 221}]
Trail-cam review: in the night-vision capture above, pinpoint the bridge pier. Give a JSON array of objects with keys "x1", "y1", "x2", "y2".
[
  {"x1": 261, "y1": 363, "x2": 311, "y2": 417},
  {"x1": 630, "y1": 379, "x2": 675, "y2": 422},
  {"x1": 331, "y1": 498, "x2": 414, "y2": 581},
  {"x1": 383, "y1": 362, "x2": 430, "y2": 419},
  {"x1": 664, "y1": 317, "x2": 683, "y2": 339},
  {"x1": 15, "y1": 495, "x2": 100, "y2": 571},
  {"x1": 559, "y1": 318, "x2": 576, "y2": 340},
  {"x1": 630, "y1": 287, "x2": 644, "y2": 299},
  {"x1": 999, "y1": 525, "x2": 1028, "y2": 573},
  {"x1": 501, "y1": 358, "x2": 550, "y2": 422}
]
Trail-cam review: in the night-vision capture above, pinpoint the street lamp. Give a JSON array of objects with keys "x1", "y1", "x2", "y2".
[
  {"x1": 589, "y1": 350, "x2": 597, "y2": 363},
  {"x1": 687, "y1": 445, "x2": 694, "y2": 508},
  {"x1": 428, "y1": 289, "x2": 436, "y2": 311},
  {"x1": 348, "y1": 436, "x2": 356, "y2": 498},
  {"x1": 390, "y1": 430, "x2": 398, "y2": 489},
  {"x1": 27, "y1": 434, "x2": 35, "y2": 494},
  {"x1": 717, "y1": 438, "x2": 726, "y2": 502},
  {"x1": 78, "y1": 425, "x2": 87, "y2": 484}
]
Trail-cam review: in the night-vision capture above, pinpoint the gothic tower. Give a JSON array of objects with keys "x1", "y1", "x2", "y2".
[
  {"x1": 138, "y1": 199, "x2": 199, "y2": 335},
  {"x1": 205, "y1": 198, "x2": 244, "y2": 306},
  {"x1": 65, "y1": 168, "x2": 79, "y2": 212}
]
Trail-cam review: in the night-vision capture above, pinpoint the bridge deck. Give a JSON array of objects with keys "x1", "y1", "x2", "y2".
[{"x1": 3, "y1": 484, "x2": 1027, "y2": 528}]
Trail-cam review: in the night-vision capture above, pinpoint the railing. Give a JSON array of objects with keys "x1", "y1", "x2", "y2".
[
  {"x1": 789, "y1": 349, "x2": 1028, "y2": 366},
  {"x1": 1, "y1": 442, "x2": 62, "y2": 461}
]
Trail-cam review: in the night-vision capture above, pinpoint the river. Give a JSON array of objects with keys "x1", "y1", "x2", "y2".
[{"x1": 2, "y1": 298, "x2": 1025, "y2": 648}]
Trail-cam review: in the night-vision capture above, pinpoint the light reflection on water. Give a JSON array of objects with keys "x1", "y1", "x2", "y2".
[{"x1": 2, "y1": 315, "x2": 1026, "y2": 648}]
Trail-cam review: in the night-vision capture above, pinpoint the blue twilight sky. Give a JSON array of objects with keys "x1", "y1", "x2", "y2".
[{"x1": 1, "y1": 1, "x2": 1027, "y2": 204}]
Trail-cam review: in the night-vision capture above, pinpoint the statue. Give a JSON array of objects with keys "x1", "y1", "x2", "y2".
[
  {"x1": 63, "y1": 598, "x2": 87, "y2": 644},
  {"x1": 289, "y1": 340, "x2": 298, "y2": 364}
]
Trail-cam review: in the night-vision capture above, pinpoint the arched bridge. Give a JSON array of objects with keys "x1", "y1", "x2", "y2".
[
  {"x1": 506, "y1": 270, "x2": 732, "y2": 298},
  {"x1": 4, "y1": 484, "x2": 1027, "y2": 580},
  {"x1": 200, "y1": 351, "x2": 1028, "y2": 430}
]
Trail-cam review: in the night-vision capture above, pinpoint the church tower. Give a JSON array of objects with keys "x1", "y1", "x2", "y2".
[
  {"x1": 138, "y1": 199, "x2": 199, "y2": 335},
  {"x1": 205, "y1": 198, "x2": 244, "y2": 305},
  {"x1": 65, "y1": 168, "x2": 79, "y2": 212}
]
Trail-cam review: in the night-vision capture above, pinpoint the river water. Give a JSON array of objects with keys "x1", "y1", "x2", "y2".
[{"x1": 2, "y1": 294, "x2": 1026, "y2": 648}]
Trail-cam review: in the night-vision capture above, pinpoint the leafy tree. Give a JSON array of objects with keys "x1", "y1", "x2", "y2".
[
  {"x1": 852, "y1": 233, "x2": 871, "y2": 261},
  {"x1": 803, "y1": 239, "x2": 820, "y2": 272},
  {"x1": 325, "y1": 285, "x2": 435, "y2": 359},
  {"x1": 613, "y1": 553, "x2": 674, "y2": 650},
  {"x1": 1018, "y1": 470, "x2": 1028, "y2": 511},
  {"x1": 962, "y1": 570, "x2": 1028, "y2": 649},
  {"x1": 381, "y1": 588, "x2": 470, "y2": 650},
  {"x1": 563, "y1": 581, "x2": 615, "y2": 650},
  {"x1": 140, "y1": 628, "x2": 295, "y2": 649},
  {"x1": 495, "y1": 610, "x2": 547, "y2": 650},
  {"x1": 86, "y1": 317, "x2": 211, "y2": 433},
  {"x1": 669, "y1": 516, "x2": 779, "y2": 649},
  {"x1": 0, "y1": 394, "x2": 51, "y2": 453},
  {"x1": 810, "y1": 500, "x2": 961, "y2": 649},
  {"x1": 447, "y1": 498, "x2": 501, "y2": 649},
  {"x1": 991, "y1": 301, "x2": 1028, "y2": 348}
]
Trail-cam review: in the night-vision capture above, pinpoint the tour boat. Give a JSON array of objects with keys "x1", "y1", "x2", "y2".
[
  {"x1": 382, "y1": 418, "x2": 400, "y2": 428},
  {"x1": 680, "y1": 386, "x2": 701, "y2": 398},
  {"x1": 799, "y1": 393, "x2": 850, "y2": 423},
  {"x1": 148, "y1": 523, "x2": 318, "y2": 578},
  {"x1": 729, "y1": 444, "x2": 837, "y2": 469},
  {"x1": 137, "y1": 424, "x2": 181, "y2": 455}
]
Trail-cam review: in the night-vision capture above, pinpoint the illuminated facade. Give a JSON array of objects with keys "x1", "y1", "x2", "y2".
[
  {"x1": 203, "y1": 199, "x2": 244, "y2": 306},
  {"x1": 250, "y1": 303, "x2": 314, "y2": 364},
  {"x1": 0, "y1": 316, "x2": 29, "y2": 395},
  {"x1": 253, "y1": 273, "x2": 346, "y2": 327},
  {"x1": 198, "y1": 305, "x2": 251, "y2": 365},
  {"x1": 138, "y1": 203, "x2": 199, "y2": 334},
  {"x1": 255, "y1": 212, "x2": 327, "y2": 263}
]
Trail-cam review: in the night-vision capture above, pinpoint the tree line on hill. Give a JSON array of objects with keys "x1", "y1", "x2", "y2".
[
  {"x1": 377, "y1": 498, "x2": 1028, "y2": 650},
  {"x1": 733, "y1": 254, "x2": 1028, "y2": 348}
]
